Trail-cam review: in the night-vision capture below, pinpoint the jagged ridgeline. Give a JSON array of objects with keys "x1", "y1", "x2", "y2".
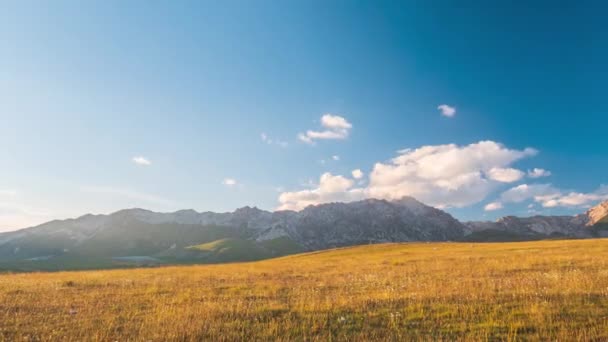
[{"x1": 1, "y1": 198, "x2": 607, "y2": 271}]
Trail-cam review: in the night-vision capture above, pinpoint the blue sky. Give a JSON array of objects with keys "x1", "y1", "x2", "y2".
[{"x1": 1, "y1": 1, "x2": 606, "y2": 231}]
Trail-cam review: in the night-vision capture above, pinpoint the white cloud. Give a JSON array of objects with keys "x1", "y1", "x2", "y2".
[
  {"x1": 321, "y1": 114, "x2": 352, "y2": 130},
  {"x1": 351, "y1": 169, "x2": 364, "y2": 179},
  {"x1": 277, "y1": 173, "x2": 365, "y2": 211},
  {"x1": 540, "y1": 188, "x2": 608, "y2": 208},
  {"x1": 528, "y1": 168, "x2": 551, "y2": 178},
  {"x1": 500, "y1": 184, "x2": 558, "y2": 203},
  {"x1": 261, "y1": 132, "x2": 288, "y2": 148},
  {"x1": 437, "y1": 104, "x2": 456, "y2": 118},
  {"x1": 366, "y1": 141, "x2": 537, "y2": 208},
  {"x1": 222, "y1": 178, "x2": 237, "y2": 186},
  {"x1": 486, "y1": 167, "x2": 525, "y2": 183},
  {"x1": 332, "y1": 155, "x2": 340, "y2": 161},
  {"x1": 278, "y1": 140, "x2": 538, "y2": 210},
  {"x1": 132, "y1": 156, "x2": 151, "y2": 166},
  {"x1": 298, "y1": 114, "x2": 352, "y2": 144},
  {"x1": 484, "y1": 202, "x2": 503, "y2": 211},
  {"x1": 500, "y1": 183, "x2": 608, "y2": 208}
]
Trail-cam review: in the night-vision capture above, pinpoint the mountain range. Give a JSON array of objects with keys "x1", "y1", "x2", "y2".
[{"x1": 1, "y1": 197, "x2": 607, "y2": 271}]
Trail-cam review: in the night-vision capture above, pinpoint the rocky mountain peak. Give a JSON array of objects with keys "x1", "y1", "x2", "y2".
[
  {"x1": 233, "y1": 206, "x2": 264, "y2": 215},
  {"x1": 586, "y1": 200, "x2": 608, "y2": 226}
]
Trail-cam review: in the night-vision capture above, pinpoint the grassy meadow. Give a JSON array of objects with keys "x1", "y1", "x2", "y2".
[{"x1": 1, "y1": 239, "x2": 608, "y2": 341}]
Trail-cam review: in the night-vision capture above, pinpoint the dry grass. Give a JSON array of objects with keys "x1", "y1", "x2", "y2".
[{"x1": 1, "y1": 239, "x2": 608, "y2": 341}]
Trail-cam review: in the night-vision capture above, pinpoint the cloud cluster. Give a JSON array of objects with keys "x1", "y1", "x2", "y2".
[
  {"x1": 486, "y1": 167, "x2": 525, "y2": 183},
  {"x1": 298, "y1": 114, "x2": 352, "y2": 144},
  {"x1": 278, "y1": 141, "x2": 537, "y2": 210},
  {"x1": 499, "y1": 183, "x2": 608, "y2": 208},
  {"x1": 132, "y1": 156, "x2": 151, "y2": 166},
  {"x1": 437, "y1": 104, "x2": 456, "y2": 117},
  {"x1": 277, "y1": 173, "x2": 365, "y2": 211},
  {"x1": 528, "y1": 168, "x2": 551, "y2": 178},
  {"x1": 484, "y1": 202, "x2": 503, "y2": 211},
  {"x1": 366, "y1": 141, "x2": 536, "y2": 208},
  {"x1": 222, "y1": 178, "x2": 237, "y2": 187},
  {"x1": 351, "y1": 169, "x2": 364, "y2": 179}
]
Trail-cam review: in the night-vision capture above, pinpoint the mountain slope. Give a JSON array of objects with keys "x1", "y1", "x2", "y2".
[
  {"x1": 464, "y1": 215, "x2": 592, "y2": 241},
  {"x1": 586, "y1": 200, "x2": 608, "y2": 226},
  {"x1": 1, "y1": 198, "x2": 607, "y2": 271},
  {"x1": 285, "y1": 198, "x2": 464, "y2": 250},
  {"x1": 4, "y1": 239, "x2": 608, "y2": 340},
  {"x1": 0, "y1": 198, "x2": 463, "y2": 270}
]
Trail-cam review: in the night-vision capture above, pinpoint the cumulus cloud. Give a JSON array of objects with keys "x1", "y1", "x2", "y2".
[
  {"x1": 437, "y1": 104, "x2": 456, "y2": 117},
  {"x1": 222, "y1": 178, "x2": 237, "y2": 186},
  {"x1": 277, "y1": 173, "x2": 365, "y2": 211},
  {"x1": 484, "y1": 202, "x2": 503, "y2": 211},
  {"x1": 132, "y1": 156, "x2": 151, "y2": 166},
  {"x1": 500, "y1": 184, "x2": 559, "y2": 203},
  {"x1": 500, "y1": 183, "x2": 608, "y2": 208},
  {"x1": 543, "y1": 189, "x2": 608, "y2": 208},
  {"x1": 528, "y1": 168, "x2": 551, "y2": 178},
  {"x1": 486, "y1": 167, "x2": 525, "y2": 183},
  {"x1": 332, "y1": 155, "x2": 340, "y2": 161},
  {"x1": 278, "y1": 140, "x2": 538, "y2": 210},
  {"x1": 351, "y1": 169, "x2": 364, "y2": 179},
  {"x1": 261, "y1": 132, "x2": 288, "y2": 148},
  {"x1": 366, "y1": 141, "x2": 536, "y2": 208},
  {"x1": 298, "y1": 114, "x2": 352, "y2": 144}
]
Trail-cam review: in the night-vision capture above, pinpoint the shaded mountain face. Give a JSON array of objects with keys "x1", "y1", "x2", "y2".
[
  {"x1": 283, "y1": 198, "x2": 465, "y2": 250},
  {"x1": 0, "y1": 198, "x2": 464, "y2": 270},
  {"x1": 463, "y1": 200, "x2": 608, "y2": 241},
  {"x1": 464, "y1": 215, "x2": 591, "y2": 241},
  {"x1": 0, "y1": 198, "x2": 607, "y2": 271}
]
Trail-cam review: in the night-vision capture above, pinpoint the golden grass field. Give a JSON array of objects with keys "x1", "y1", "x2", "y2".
[{"x1": 1, "y1": 239, "x2": 608, "y2": 341}]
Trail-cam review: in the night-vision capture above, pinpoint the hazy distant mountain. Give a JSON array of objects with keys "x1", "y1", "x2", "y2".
[
  {"x1": 1, "y1": 198, "x2": 607, "y2": 271},
  {"x1": 464, "y1": 215, "x2": 590, "y2": 241},
  {"x1": 464, "y1": 201, "x2": 608, "y2": 241}
]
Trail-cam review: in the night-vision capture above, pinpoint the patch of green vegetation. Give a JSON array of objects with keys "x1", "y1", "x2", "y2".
[
  {"x1": 188, "y1": 238, "x2": 272, "y2": 262},
  {"x1": 187, "y1": 237, "x2": 303, "y2": 263},
  {"x1": 72, "y1": 222, "x2": 246, "y2": 257},
  {"x1": 258, "y1": 236, "x2": 305, "y2": 256}
]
